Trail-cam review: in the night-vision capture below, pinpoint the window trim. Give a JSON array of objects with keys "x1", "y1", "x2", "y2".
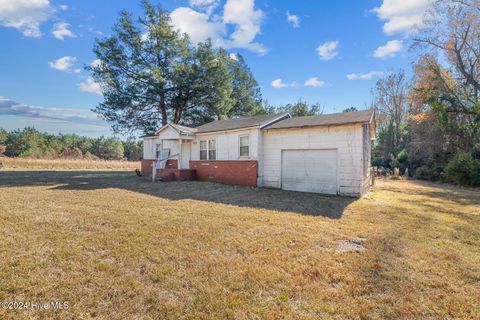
[
  {"x1": 155, "y1": 143, "x2": 162, "y2": 159},
  {"x1": 199, "y1": 139, "x2": 216, "y2": 160},
  {"x1": 239, "y1": 134, "x2": 250, "y2": 158}
]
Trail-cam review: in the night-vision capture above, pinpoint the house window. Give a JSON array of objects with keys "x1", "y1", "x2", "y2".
[
  {"x1": 239, "y1": 135, "x2": 249, "y2": 157},
  {"x1": 208, "y1": 139, "x2": 216, "y2": 160},
  {"x1": 200, "y1": 141, "x2": 207, "y2": 160},
  {"x1": 200, "y1": 139, "x2": 216, "y2": 160}
]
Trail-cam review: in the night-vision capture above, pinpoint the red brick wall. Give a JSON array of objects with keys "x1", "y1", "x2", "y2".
[
  {"x1": 141, "y1": 159, "x2": 154, "y2": 177},
  {"x1": 165, "y1": 159, "x2": 178, "y2": 169},
  {"x1": 141, "y1": 159, "x2": 178, "y2": 176},
  {"x1": 189, "y1": 160, "x2": 258, "y2": 186},
  {"x1": 156, "y1": 168, "x2": 196, "y2": 181}
]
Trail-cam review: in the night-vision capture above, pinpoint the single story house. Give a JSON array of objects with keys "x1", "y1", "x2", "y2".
[{"x1": 142, "y1": 109, "x2": 376, "y2": 196}]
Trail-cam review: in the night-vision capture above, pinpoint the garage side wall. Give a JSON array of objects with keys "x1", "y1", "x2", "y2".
[
  {"x1": 361, "y1": 123, "x2": 372, "y2": 195},
  {"x1": 261, "y1": 124, "x2": 365, "y2": 196}
]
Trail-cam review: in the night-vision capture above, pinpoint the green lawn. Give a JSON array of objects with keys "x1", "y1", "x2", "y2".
[{"x1": 0, "y1": 170, "x2": 479, "y2": 319}]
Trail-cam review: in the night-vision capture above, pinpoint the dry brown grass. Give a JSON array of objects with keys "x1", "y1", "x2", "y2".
[
  {"x1": 0, "y1": 171, "x2": 478, "y2": 319},
  {"x1": 0, "y1": 157, "x2": 139, "y2": 170}
]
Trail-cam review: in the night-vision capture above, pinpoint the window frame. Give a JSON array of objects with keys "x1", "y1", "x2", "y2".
[
  {"x1": 199, "y1": 139, "x2": 216, "y2": 160},
  {"x1": 155, "y1": 143, "x2": 162, "y2": 159},
  {"x1": 239, "y1": 135, "x2": 250, "y2": 158}
]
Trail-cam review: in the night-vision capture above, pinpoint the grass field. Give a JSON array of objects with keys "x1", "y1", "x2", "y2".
[
  {"x1": 0, "y1": 157, "x2": 140, "y2": 170},
  {"x1": 0, "y1": 170, "x2": 479, "y2": 319}
]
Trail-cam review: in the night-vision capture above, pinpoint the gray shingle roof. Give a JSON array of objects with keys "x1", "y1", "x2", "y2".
[
  {"x1": 265, "y1": 109, "x2": 374, "y2": 130},
  {"x1": 195, "y1": 113, "x2": 290, "y2": 133}
]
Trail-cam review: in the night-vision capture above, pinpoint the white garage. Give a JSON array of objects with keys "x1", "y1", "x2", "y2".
[
  {"x1": 281, "y1": 149, "x2": 337, "y2": 194},
  {"x1": 260, "y1": 110, "x2": 375, "y2": 196}
]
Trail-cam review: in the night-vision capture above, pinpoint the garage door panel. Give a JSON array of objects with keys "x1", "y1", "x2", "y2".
[{"x1": 281, "y1": 150, "x2": 337, "y2": 194}]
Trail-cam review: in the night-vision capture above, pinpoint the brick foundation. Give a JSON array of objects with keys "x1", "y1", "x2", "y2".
[
  {"x1": 141, "y1": 159, "x2": 178, "y2": 177},
  {"x1": 141, "y1": 159, "x2": 195, "y2": 181},
  {"x1": 189, "y1": 160, "x2": 258, "y2": 186},
  {"x1": 155, "y1": 168, "x2": 196, "y2": 181}
]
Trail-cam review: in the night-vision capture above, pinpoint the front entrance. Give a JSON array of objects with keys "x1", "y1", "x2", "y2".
[{"x1": 180, "y1": 142, "x2": 190, "y2": 169}]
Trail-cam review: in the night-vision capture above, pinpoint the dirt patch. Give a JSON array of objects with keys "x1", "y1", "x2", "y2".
[{"x1": 337, "y1": 238, "x2": 367, "y2": 253}]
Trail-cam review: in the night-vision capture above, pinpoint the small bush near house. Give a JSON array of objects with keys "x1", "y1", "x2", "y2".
[
  {"x1": 391, "y1": 149, "x2": 410, "y2": 176},
  {"x1": 415, "y1": 165, "x2": 442, "y2": 181},
  {"x1": 444, "y1": 152, "x2": 480, "y2": 186}
]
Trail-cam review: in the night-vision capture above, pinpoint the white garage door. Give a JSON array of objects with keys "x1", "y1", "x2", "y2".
[{"x1": 281, "y1": 149, "x2": 337, "y2": 194}]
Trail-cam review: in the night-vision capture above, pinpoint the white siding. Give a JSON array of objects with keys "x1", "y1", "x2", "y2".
[
  {"x1": 158, "y1": 126, "x2": 181, "y2": 140},
  {"x1": 261, "y1": 124, "x2": 367, "y2": 196},
  {"x1": 163, "y1": 140, "x2": 179, "y2": 157},
  {"x1": 142, "y1": 137, "x2": 179, "y2": 160},
  {"x1": 191, "y1": 128, "x2": 261, "y2": 161},
  {"x1": 143, "y1": 137, "x2": 156, "y2": 160},
  {"x1": 143, "y1": 126, "x2": 184, "y2": 161}
]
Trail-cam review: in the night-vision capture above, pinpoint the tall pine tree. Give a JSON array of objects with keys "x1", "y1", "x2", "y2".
[{"x1": 88, "y1": 1, "x2": 263, "y2": 134}]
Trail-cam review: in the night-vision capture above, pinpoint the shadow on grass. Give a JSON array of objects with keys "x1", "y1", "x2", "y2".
[{"x1": 0, "y1": 170, "x2": 356, "y2": 218}]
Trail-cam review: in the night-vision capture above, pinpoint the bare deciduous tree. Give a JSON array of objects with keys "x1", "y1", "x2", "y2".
[
  {"x1": 413, "y1": 0, "x2": 480, "y2": 148},
  {"x1": 373, "y1": 70, "x2": 409, "y2": 159}
]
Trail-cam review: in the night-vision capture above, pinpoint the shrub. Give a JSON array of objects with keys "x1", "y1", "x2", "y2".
[
  {"x1": 415, "y1": 165, "x2": 439, "y2": 181},
  {"x1": 61, "y1": 147, "x2": 83, "y2": 159},
  {"x1": 471, "y1": 160, "x2": 480, "y2": 186},
  {"x1": 0, "y1": 144, "x2": 5, "y2": 155},
  {"x1": 444, "y1": 152, "x2": 480, "y2": 186},
  {"x1": 391, "y1": 149, "x2": 409, "y2": 175},
  {"x1": 83, "y1": 151, "x2": 98, "y2": 160},
  {"x1": 93, "y1": 137, "x2": 124, "y2": 160}
]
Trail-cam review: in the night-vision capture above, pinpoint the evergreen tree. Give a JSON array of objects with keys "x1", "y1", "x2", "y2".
[{"x1": 89, "y1": 1, "x2": 263, "y2": 134}]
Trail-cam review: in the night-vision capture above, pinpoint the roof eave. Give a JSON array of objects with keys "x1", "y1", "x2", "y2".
[
  {"x1": 196, "y1": 125, "x2": 261, "y2": 135},
  {"x1": 259, "y1": 112, "x2": 292, "y2": 129},
  {"x1": 264, "y1": 120, "x2": 372, "y2": 131}
]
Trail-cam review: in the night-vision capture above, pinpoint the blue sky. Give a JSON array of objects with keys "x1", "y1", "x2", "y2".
[{"x1": 0, "y1": 0, "x2": 431, "y2": 136}]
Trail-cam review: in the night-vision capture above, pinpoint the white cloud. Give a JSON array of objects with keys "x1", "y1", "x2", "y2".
[
  {"x1": 373, "y1": 0, "x2": 434, "y2": 35},
  {"x1": 48, "y1": 56, "x2": 76, "y2": 71},
  {"x1": 223, "y1": 0, "x2": 266, "y2": 55},
  {"x1": 229, "y1": 53, "x2": 238, "y2": 61},
  {"x1": 0, "y1": 0, "x2": 53, "y2": 37},
  {"x1": 79, "y1": 77, "x2": 102, "y2": 95},
  {"x1": 373, "y1": 40, "x2": 403, "y2": 58},
  {"x1": 346, "y1": 71, "x2": 384, "y2": 80},
  {"x1": 59, "y1": 4, "x2": 67, "y2": 11},
  {"x1": 0, "y1": 96, "x2": 105, "y2": 126},
  {"x1": 271, "y1": 79, "x2": 287, "y2": 88},
  {"x1": 170, "y1": 7, "x2": 225, "y2": 46},
  {"x1": 189, "y1": 0, "x2": 217, "y2": 6},
  {"x1": 286, "y1": 11, "x2": 300, "y2": 28},
  {"x1": 74, "y1": 68, "x2": 81, "y2": 73},
  {"x1": 317, "y1": 40, "x2": 339, "y2": 60},
  {"x1": 304, "y1": 77, "x2": 325, "y2": 88},
  {"x1": 52, "y1": 22, "x2": 75, "y2": 40},
  {"x1": 188, "y1": 0, "x2": 218, "y2": 14},
  {"x1": 170, "y1": 0, "x2": 267, "y2": 55},
  {"x1": 271, "y1": 78, "x2": 297, "y2": 89}
]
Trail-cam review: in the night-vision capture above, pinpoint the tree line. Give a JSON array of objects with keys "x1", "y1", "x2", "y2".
[
  {"x1": 372, "y1": 0, "x2": 480, "y2": 186},
  {"x1": 0, "y1": 127, "x2": 142, "y2": 161}
]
